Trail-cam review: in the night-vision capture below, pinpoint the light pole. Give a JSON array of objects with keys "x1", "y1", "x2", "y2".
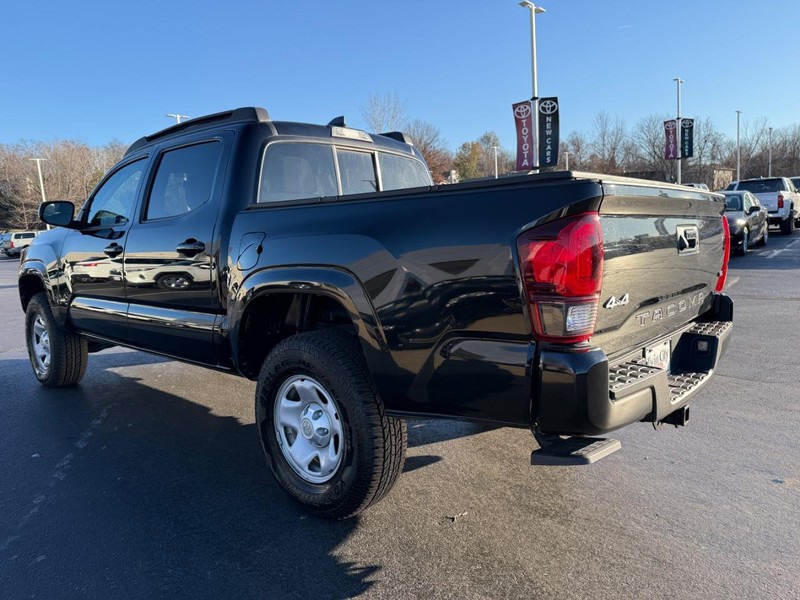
[
  {"x1": 736, "y1": 110, "x2": 742, "y2": 181},
  {"x1": 30, "y1": 158, "x2": 50, "y2": 229},
  {"x1": 166, "y1": 113, "x2": 191, "y2": 123},
  {"x1": 493, "y1": 145, "x2": 499, "y2": 178},
  {"x1": 674, "y1": 77, "x2": 684, "y2": 185},
  {"x1": 519, "y1": 1, "x2": 546, "y2": 170},
  {"x1": 564, "y1": 151, "x2": 570, "y2": 171},
  {"x1": 768, "y1": 126, "x2": 773, "y2": 177}
]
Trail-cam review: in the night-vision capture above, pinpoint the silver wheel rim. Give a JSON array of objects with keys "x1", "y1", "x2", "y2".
[
  {"x1": 764, "y1": 227, "x2": 768, "y2": 243},
  {"x1": 30, "y1": 314, "x2": 51, "y2": 377},
  {"x1": 273, "y1": 375, "x2": 344, "y2": 484}
]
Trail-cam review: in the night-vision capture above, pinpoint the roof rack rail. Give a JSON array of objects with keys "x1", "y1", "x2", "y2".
[
  {"x1": 125, "y1": 107, "x2": 270, "y2": 156},
  {"x1": 379, "y1": 131, "x2": 411, "y2": 144}
]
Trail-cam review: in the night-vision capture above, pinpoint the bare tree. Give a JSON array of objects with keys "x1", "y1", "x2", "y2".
[
  {"x1": 404, "y1": 120, "x2": 453, "y2": 183},
  {"x1": 361, "y1": 92, "x2": 407, "y2": 133}
]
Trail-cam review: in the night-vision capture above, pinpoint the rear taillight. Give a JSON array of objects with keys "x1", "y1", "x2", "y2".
[
  {"x1": 517, "y1": 212, "x2": 604, "y2": 343},
  {"x1": 778, "y1": 193, "x2": 785, "y2": 209},
  {"x1": 715, "y1": 215, "x2": 730, "y2": 292},
  {"x1": 9, "y1": 241, "x2": 14, "y2": 249}
]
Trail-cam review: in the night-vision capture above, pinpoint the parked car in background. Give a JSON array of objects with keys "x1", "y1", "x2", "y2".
[
  {"x1": 0, "y1": 233, "x2": 11, "y2": 256},
  {"x1": 726, "y1": 177, "x2": 799, "y2": 234},
  {"x1": 2, "y1": 231, "x2": 40, "y2": 257},
  {"x1": 684, "y1": 183, "x2": 709, "y2": 191},
  {"x1": 722, "y1": 191, "x2": 768, "y2": 255}
]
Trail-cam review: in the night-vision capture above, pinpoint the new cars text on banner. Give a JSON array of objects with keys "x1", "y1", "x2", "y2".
[
  {"x1": 513, "y1": 100, "x2": 534, "y2": 171},
  {"x1": 664, "y1": 120, "x2": 678, "y2": 160},
  {"x1": 538, "y1": 97, "x2": 560, "y2": 168},
  {"x1": 681, "y1": 119, "x2": 694, "y2": 158}
]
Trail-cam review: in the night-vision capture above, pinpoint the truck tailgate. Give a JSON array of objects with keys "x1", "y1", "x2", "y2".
[{"x1": 592, "y1": 183, "x2": 726, "y2": 359}]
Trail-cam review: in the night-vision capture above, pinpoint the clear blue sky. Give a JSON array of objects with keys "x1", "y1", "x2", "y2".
[{"x1": 2, "y1": 0, "x2": 798, "y2": 152}]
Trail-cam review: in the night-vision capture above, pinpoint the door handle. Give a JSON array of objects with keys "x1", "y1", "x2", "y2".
[
  {"x1": 103, "y1": 243, "x2": 123, "y2": 258},
  {"x1": 176, "y1": 239, "x2": 205, "y2": 257}
]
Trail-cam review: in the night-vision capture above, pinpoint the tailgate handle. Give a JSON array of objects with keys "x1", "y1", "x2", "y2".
[
  {"x1": 176, "y1": 239, "x2": 205, "y2": 256},
  {"x1": 676, "y1": 226, "x2": 699, "y2": 254}
]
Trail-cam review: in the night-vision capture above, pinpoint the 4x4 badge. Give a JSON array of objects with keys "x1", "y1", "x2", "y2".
[{"x1": 603, "y1": 294, "x2": 630, "y2": 309}]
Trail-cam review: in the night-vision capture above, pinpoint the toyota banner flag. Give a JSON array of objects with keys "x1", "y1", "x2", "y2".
[
  {"x1": 537, "y1": 97, "x2": 560, "y2": 168},
  {"x1": 664, "y1": 120, "x2": 678, "y2": 160},
  {"x1": 681, "y1": 119, "x2": 694, "y2": 158},
  {"x1": 513, "y1": 97, "x2": 561, "y2": 170},
  {"x1": 513, "y1": 100, "x2": 534, "y2": 170}
]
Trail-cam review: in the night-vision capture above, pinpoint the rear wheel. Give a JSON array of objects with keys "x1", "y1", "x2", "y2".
[
  {"x1": 25, "y1": 292, "x2": 88, "y2": 387},
  {"x1": 256, "y1": 330, "x2": 406, "y2": 519},
  {"x1": 780, "y1": 215, "x2": 794, "y2": 235}
]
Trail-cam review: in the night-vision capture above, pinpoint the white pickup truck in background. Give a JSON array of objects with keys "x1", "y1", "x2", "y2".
[{"x1": 726, "y1": 177, "x2": 800, "y2": 234}]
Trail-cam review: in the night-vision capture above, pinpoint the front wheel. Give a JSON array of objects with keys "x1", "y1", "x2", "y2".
[
  {"x1": 25, "y1": 292, "x2": 88, "y2": 387},
  {"x1": 737, "y1": 228, "x2": 749, "y2": 255},
  {"x1": 256, "y1": 330, "x2": 406, "y2": 519},
  {"x1": 756, "y1": 223, "x2": 768, "y2": 246}
]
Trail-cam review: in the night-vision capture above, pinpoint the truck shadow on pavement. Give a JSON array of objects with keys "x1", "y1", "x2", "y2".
[{"x1": 1, "y1": 358, "x2": 379, "y2": 600}]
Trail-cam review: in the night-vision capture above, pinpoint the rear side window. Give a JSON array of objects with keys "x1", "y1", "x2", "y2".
[
  {"x1": 17, "y1": 233, "x2": 36, "y2": 239},
  {"x1": 259, "y1": 143, "x2": 337, "y2": 203},
  {"x1": 379, "y1": 152, "x2": 431, "y2": 190},
  {"x1": 338, "y1": 150, "x2": 377, "y2": 195},
  {"x1": 146, "y1": 141, "x2": 222, "y2": 220}
]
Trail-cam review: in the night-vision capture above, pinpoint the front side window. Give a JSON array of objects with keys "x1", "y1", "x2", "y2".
[
  {"x1": 146, "y1": 142, "x2": 221, "y2": 220},
  {"x1": 379, "y1": 152, "x2": 431, "y2": 191},
  {"x1": 259, "y1": 143, "x2": 337, "y2": 203},
  {"x1": 338, "y1": 150, "x2": 377, "y2": 195},
  {"x1": 86, "y1": 159, "x2": 146, "y2": 227}
]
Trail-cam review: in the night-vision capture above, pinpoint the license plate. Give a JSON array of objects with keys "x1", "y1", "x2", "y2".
[{"x1": 645, "y1": 340, "x2": 671, "y2": 371}]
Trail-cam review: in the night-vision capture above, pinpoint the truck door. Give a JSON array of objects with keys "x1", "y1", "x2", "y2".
[
  {"x1": 61, "y1": 157, "x2": 149, "y2": 343},
  {"x1": 122, "y1": 136, "x2": 229, "y2": 364}
]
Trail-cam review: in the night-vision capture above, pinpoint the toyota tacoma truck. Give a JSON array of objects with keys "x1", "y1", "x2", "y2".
[{"x1": 18, "y1": 107, "x2": 733, "y2": 518}]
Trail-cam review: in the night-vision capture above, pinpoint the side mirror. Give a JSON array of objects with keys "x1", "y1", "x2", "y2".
[
  {"x1": 39, "y1": 201, "x2": 77, "y2": 228},
  {"x1": 748, "y1": 205, "x2": 760, "y2": 214}
]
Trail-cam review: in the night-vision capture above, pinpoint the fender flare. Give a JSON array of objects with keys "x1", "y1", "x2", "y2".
[{"x1": 229, "y1": 266, "x2": 388, "y2": 375}]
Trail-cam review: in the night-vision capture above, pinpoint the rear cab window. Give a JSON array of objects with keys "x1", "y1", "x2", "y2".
[{"x1": 258, "y1": 142, "x2": 430, "y2": 204}]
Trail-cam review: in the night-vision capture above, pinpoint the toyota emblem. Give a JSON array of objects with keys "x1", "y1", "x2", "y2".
[
  {"x1": 665, "y1": 121, "x2": 677, "y2": 131},
  {"x1": 514, "y1": 104, "x2": 531, "y2": 120},
  {"x1": 539, "y1": 100, "x2": 558, "y2": 115}
]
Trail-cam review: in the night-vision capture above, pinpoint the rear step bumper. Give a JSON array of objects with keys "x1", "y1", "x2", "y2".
[{"x1": 534, "y1": 296, "x2": 733, "y2": 437}]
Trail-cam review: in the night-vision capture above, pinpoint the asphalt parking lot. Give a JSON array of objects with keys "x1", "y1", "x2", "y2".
[{"x1": 1, "y1": 233, "x2": 799, "y2": 600}]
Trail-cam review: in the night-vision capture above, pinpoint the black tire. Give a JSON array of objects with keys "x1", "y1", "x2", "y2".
[
  {"x1": 756, "y1": 223, "x2": 768, "y2": 247},
  {"x1": 25, "y1": 292, "x2": 88, "y2": 387},
  {"x1": 256, "y1": 329, "x2": 406, "y2": 519},
  {"x1": 780, "y1": 215, "x2": 794, "y2": 235},
  {"x1": 737, "y1": 228, "x2": 749, "y2": 255}
]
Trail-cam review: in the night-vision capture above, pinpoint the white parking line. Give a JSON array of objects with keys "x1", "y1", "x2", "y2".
[{"x1": 764, "y1": 238, "x2": 800, "y2": 259}]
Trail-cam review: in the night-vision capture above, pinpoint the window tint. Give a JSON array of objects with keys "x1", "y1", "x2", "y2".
[
  {"x1": 86, "y1": 159, "x2": 146, "y2": 227},
  {"x1": 146, "y1": 142, "x2": 221, "y2": 220},
  {"x1": 735, "y1": 179, "x2": 783, "y2": 194},
  {"x1": 259, "y1": 143, "x2": 337, "y2": 203},
  {"x1": 18, "y1": 233, "x2": 36, "y2": 239},
  {"x1": 724, "y1": 194, "x2": 742, "y2": 211},
  {"x1": 338, "y1": 150, "x2": 377, "y2": 195},
  {"x1": 379, "y1": 153, "x2": 431, "y2": 191}
]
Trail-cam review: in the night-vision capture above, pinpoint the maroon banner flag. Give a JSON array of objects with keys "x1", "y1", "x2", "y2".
[
  {"x1": 513, "y1": 100, "x2": 534, "y2": 170},
  {"x1": 664, "y1": 119, "x2": 678, "y2": 160}
]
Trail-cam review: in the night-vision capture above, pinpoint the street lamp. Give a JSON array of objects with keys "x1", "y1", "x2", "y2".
[
  {"x1": 493, "y1": 145, "x2": 499, "y2": 178},
  {"x1": 564, "y1": 151, "x2": 570, "y2": 171},
  {"x1": 674, "y1": 77, "x2": 684, "y2": 185},
  {"x1": 768, "y1": 126, "x2": 773, "y2": 177},
  {"x1": 519, "y1": 1, "x2": 546, "y2": 170},
  {"x1": 29, "y1": 158, "x2": 50, "y2": 230},
  {"x1": 736, "y1": 110, "x2": 742, "y2": 181},
  {"x1": 166, "y1": 113, "x2": 191, "y2": 123}
]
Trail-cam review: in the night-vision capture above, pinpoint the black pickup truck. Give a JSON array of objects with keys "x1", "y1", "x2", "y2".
[{"x1": 19, "y1": 107, "x2": 733, "y2": 518}]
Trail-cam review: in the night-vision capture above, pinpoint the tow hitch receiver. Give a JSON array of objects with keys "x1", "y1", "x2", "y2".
[{"x1": 531, "y1": 436, "x2": 621, "y2": 466}]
